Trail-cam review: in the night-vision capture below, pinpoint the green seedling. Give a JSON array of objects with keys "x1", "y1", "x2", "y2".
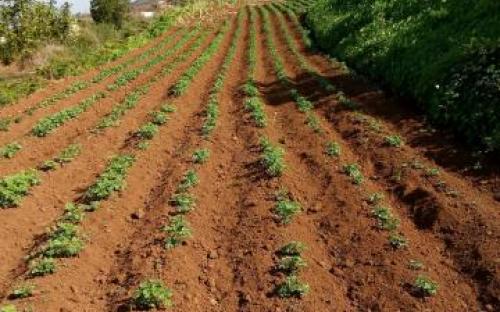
[
  {"x1": 326, "y1": 141, "x2": 340, "y2": 157},
  {"x1": 408, "y1": 260, "x2": 424, "y2": 271},
  {"x1": 192, "y1": 149, "x2": 210, "y2": 164},
  {"x1": 137, "y1": 122, "x2": 158, "y2": 140},
  {"x1": 343, "y1": 163, "x2": 363, "y2": 185},
  {"x1": 367, "y1": 192, "x2": 384, "y2": 205},
  {"x1": 1, "y1": 142, "x2": 22, "y2": 159},
  {"x1": 277, "y1": 256, "x2": 307, "y2": 273},
  {"x1": 164, "y1": 215, "x2": 192, "y2": 249},
  {"x1": 385, "y1": 135, "x2": 403, "y2": 147},
  {"x1": 260, "y1": 137, "x2": 286, "y2": 177},
  {"x1": 150, "y1": 111, "x2": 168, "y2": 125},
  {"x1": 275, "y1": 275, "x2": 309, "y2": 298},
  {"x1": 414, "y1": 275, "x2": 438, "y2": 297},
  {"x1": 279, "y1": 241, "x2": 307, "y2": 256},
  {"x1": 0, "y1": 170, "x2": 40, "y2": 208},
  {"x1": 29, "y1": 258, "x2": 56, "y2": 276},
  {"x1": 389, "y1": 233, "x2": 408, "y2": 249},
  {"x1": 178, "y1": 170, "x2": 199, "y2": 191},
  {"x1": 133, "y1": 280, "x2": 173, "y2": 309},
  {"x1": 10, "y1": 284, "x2": 35, "y2": 299},
  {"x1": 372, "y1": 206, "x2": 400, "y2": 231}
]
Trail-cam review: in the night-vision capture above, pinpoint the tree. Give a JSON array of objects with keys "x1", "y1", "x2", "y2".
[{"x1": 90, "y1": 0, "x2": 129, "y2": 28}]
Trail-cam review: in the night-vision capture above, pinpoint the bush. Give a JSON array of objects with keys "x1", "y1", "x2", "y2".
[
  {"x1": 90, "y1": 0, "x2": 129, "y2": 28},
  {"x1": 306, "y1": 0, "x2": 500, "y2": 151}
]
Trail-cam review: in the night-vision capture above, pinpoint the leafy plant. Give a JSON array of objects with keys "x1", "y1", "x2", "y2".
[
  {"x1": 343, "y1": 163, "x2": 363, "y2": 185},
  {"x1": 164, "y1": 216, "x2": 192, "y2": 249},
  {"x1": 367, "y1": 192, "x2": 384, "y2": 205},
  {"x1": 55, "y1": 144, "x2": 81, "y2": 164},
  {"x1": 275, "y1": 275, "x2": 309, "y2": 298},
  {"x1": 29, "y1": 258, "x2": 56, "y2": 276},
  {"x1": 192, "y1": 149, "x2": 210, "y2": 164},
  {"x1": 408, "y1": 260, "x2": 424, "y2": 271},
  {"x1": 150, "y1": 111, "x2": 168, "y2": 125},
  {"x1": 372, "y1": 206, "x2": 400, "y2": 231},
  {"x1": 136, "y1": 123, "x2": 159, "y2": 140},
  {"x1": 414, "y1": 275, "x2": 439, "y2": 297},
  {"x1": 326, "y1": 141, "x2": 340, "y2": 157},
  {"x1": 277, "y1": 256, "x2": 307, "y2": 273},
  {"x1": 132, "y1": 280, "x2": 173, "y2": 309},
  {"x1": 84, "y1": 155, "x2": 135, "y2": 202},
  {"x1": 160, "y1": 104, "x2": 176, "y2": 113},
  {"x1": 279, "y1": 241, "x2": 307, "y2": 256},
  {"x1": 10, "y1": 284, "x2": 35, "y2": 299},
  {"x1": 39, "y1": 160, "x2": 57, "y2": 171},
  {"x1": 274, "y1": 191, "x2": 301, "y2": 224},
  {"x1": 389, "y1": 233, "x2": 408, "y2": 249},
  {"x1": 385, "y1": 135, "x2": 403, "y2": 148},
  {"x1": 0, "y1": 170, "x2": 40, "y2": 208},
  {"x1": 425, "y1": 167, "x2": 440, "y2": 177},
  {"x1": 0, "y1": 142, "x2": 22, "y2": 159},
  {"x1": 306, "y1": 112, "x2": 322, "y2": 133},
  {"x1": 245, "y1": 97, "x2": 267, "y2": 128},
  {"x1": 170, "y1": 193, "x2": 195, "y2": 213},
  {"x1": 260, "y1": 137, "x2": 286, "y2": 177},
  {"x1": 0, "y1": 305, "x2": 16, "y2": 312},
  {"x1": 178, "y1": 170, "x2": 199, "y2": 192}
]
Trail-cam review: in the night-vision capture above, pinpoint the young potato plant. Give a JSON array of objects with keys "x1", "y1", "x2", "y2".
[
  {"x1": 32, "y1": 92, "x2": 106, "y2": 137},
  {"x1": 178, "y1": 170, "x2": 199, "y2": 192},
  {"x1": 84, "y1": 155, "x2": 135, "y2": 202},
  {"x1": 372, "y1": 206, "x2": 400, "y2": 231},
  {"x1": 389, "y1": 233, "x2": 408, "y2": 249},
  {"x1": 164, "y1": 215, "x2": 192, "y2": 249},
  {"x1": 260, "y1": 137, "x2": 286, "y2": 177},
  {"x1": 277, "y1": 256, "x2": 307, "y2": 274},
  {"x1": 274, "y1": 192, "x2": 302, "y2": 224},
  {"x1": 170, "y1": 193, "x2": 196, "y2": 214},
  {"x1": 326, "y1": 141, "x2": 341, "y2": 157},
  {"x1": 171, "y1": 22, "x2": 230, "y2": 96},
  {"x1": 28, "y1": 257, "x2": 56, "y2": 277},
  {"x1": 136, "y1": 122, "x2": 159, "y2": 140},
  {"x1": 0, "y1": 142, "x2": 22, "y2": 159},
  {"x1": 245, "y1": 97, "x2": 267, "y2": 128},
  {"x1": 0, "y1": 170, "x2": 40, "y2": 208},
  {"x1": 192, "y1": 148, "x2": 210, "y2": 164},
  {"x1": 343, "y1": 163, "x2": 364, "y2": 185},
  {"x1": 133, "y1": 280, "x2": 173, "y2": 309},
  {"x1": 10, "y1": 284, "x2": 35, "y2": 299},
  {"x1": 385, "y1": 135, "x2": 403, "y2": 148},
  {"x1": 279, "y1": 241, "x2": 307, "y2": 256},
  {"x1": 414, "y1": 275, "x2": 438, "y2": 297},
  {"x1": 306, "y1": 112, "x2": 322, "y2": 133},
  {"x1": 275, "y1": 275, "x2": 309, "y2": 298},
  {"x1": 0, "y1": 305, "x2": 16, "y2": 312}
]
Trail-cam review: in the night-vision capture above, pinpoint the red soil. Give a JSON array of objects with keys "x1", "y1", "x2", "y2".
[{"x1": 0, "y1": 3, "x2": 498, "y2": 312}]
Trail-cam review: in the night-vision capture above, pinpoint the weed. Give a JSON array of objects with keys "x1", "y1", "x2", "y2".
[
  {"x1": 170, "y1": 193, "x2": 195, "y2": 213},
  {"x1": 29, "y1": 258, "x2": 56, "y2": 276},
  {"x1": 372, "y1": 206, "x2": 400, "y2": 231},
  {"x1": 279, "y1": 241, "x2": 307, "y2": 256},
  {"x1": 343, "y1": 164, "x2": 364, "y2": 185},
  {"x1": 326, "y1": 141, "x2": 340, "y2": 157},
  {"x1": 133, "y1": 280, "x2": 172, "y2": 309},
  {"x1": 164, "y1": 216, "x2": 192, "y2": 249},
  {"x1": 389, "y1": 233, "x2": 408, "y2": 249},
  {"x1": 192, "y1": 149, "x2": 210, "y2": 164},
  {"x1": 275, "y1": 275, "x2": 309, "y2": 298},
  {"x1": 1, "y1": 142, "x2": 22, "y2": 159},
  {"x1": 0, "y1": 170, "x2": 40, "y2": 208},
  {"x1": 385, "y1": 135, "x2": 403, "y2": 148},
  {"x1": 414, "y1": 275, "x2": 438, "y2": 297},
  {"x1": 260, "y1": 137, "x2": 286, "y2": 177},
  {"x1": 277, "y1": 256, "x2": 307, "y2": 273}
]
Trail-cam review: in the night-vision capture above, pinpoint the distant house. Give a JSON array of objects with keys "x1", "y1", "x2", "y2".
[{"x1": 131, "y1": 0, "x2": 170, "y2": 18}]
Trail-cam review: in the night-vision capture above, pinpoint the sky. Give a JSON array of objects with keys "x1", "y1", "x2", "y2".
[{"x1": 53, "y1": 0, "x2": 90, "y2": 14}]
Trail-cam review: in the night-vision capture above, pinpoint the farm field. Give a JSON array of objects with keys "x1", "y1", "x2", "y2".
[{"x1": 0, "y1": 1, "x2": 499, "y2": 311}]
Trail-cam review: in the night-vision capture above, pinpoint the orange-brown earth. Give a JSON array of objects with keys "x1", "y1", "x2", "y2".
[{"x1": 0, "y1": 2, "x2": 498, "y2": 312}]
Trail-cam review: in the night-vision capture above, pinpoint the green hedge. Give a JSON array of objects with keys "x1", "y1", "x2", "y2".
[{"x1": 305, "y1": 0, "x2": 500, "y2": 151}]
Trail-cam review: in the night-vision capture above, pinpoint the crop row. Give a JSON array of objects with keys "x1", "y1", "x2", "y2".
[{"x1": 0, "y1": 30, "x2": 178, "y2": 132}]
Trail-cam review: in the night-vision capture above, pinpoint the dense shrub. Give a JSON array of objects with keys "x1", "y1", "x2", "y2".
[
  {"x1": 90, "y1": 0, "x2": 129, "y2": 28},
  {"x1": 306, "y1": 0, "x2": 500, "y2": 150}
]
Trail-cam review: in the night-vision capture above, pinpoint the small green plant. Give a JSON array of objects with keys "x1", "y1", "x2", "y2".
[
  {"x1": 275, "y1": 275, "x2": 309, "y2": 298},
  {"x1": 10, "y1": 284, "x2": 35, "y2": 299},
  {"x1": 279, "y1": 241, "x2": 307, "y2": 256},
  {"x1": 306, "y1": 112, "x2": 322, "y2": 133},
  {"x1": 61, "y1": 203, "x2": 85, "y2": 223},
  {"x1": 170, "y1": 193, "x2": 195, "y2": 213},
  {"x1": 414, "y1": 275, "x2": 438, "y2": 297},
  {"x1": 326, "y1": 141, "x2": 340, "y2": 157},
  {"x1": 150, "y1": 111, "x2": 168, "y2": 125},
  {"x1": 0, "y1": 170, "x2": 40, "y2": 208},
  {"x1": 41, "y1": 228, "x2": 84, "y2": 258},
  {"x1": 160, "y1": 103, "x2": 176, "y2": 113},
  {"x1": 389, "y1": 233, "x2": 408, "y2": 249},
  {"x1": 192, "y1": 149, "x2": 210, "y2": 164},
  {"x1": 0, "y1": 305, "x2": 16, "y2": 312},
  {"x1": 39, "y1": 160, "x2": 57, "y2": 171},
  {"x1": 242, "y1": 81, "x2": 259, "y2": 97},
  {"x1": 133, "y1": 280, "x2": 173, "y2": 309},
  {"x1": 385, "y1": 135, "x2": 403, "y2": 147},
  {"x1": 178, "y1": 170, "x2": 199, "y2": 191},
  {"x1": 372, "y1": 206, "x2": 400, "y2": 231},
  {"x1": 245, "y1": 97, "x2": 267, "y2": 128},
  {"x1": 408, "y1": 260, "x2": 424, "y2": 270},
  {"x1": 164, "y1": 215, "x2": 192, "y2": 249},
  {"x1": 29, "y1": 257, "x2": 56, "y2": 276},
  {"x1": 260, "y1": 137, "x2": 286, "y2": 177},
  {"x1": 274, "y1": 191, "x2": 301, "y2": 224},
  {"x1": 1, "y1": 142, "x2": 22, "y2": 159},
  {"x1": 136, "y1": 122, "x2": 159, "y2": 140},
  {"x1": 337, "y1": 92, "x2": 358, "y2": 109},
  {"x1": 425, "y1": 167, "x2": 440, "y2": 177},
  {"x1": 137, "y1": 141, "x2": 150, "y2": 150},
  {"x1": 277, "y1": 256, "x2": 307, "y2": 273},
  {"x1": 367, "y1": 192, "x2": 384, "y2": 205},
  {"x1": 343, "y1": 163, "x2": 364, "y2": 185},
  {"x1": 55, "y1": 144, "x2": 81, "y2": 164}
]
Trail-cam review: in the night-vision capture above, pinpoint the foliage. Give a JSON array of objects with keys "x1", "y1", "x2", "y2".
[
  {"x1": 10, "y1": 284, "x2": 35, "y2": 299},
  {"x1": 325, "y1": 141, "x2": 340, "y2": 157},
  {"x1": 29, "y1": 257, "x2": 56, "y2": 276},
  {"x1": 0, "y1": 305, "x2": 16, "y2": 312},
  {"x1": 0, "y1": 142, "x2": 22, "y2": 159},
  {"x1": 192, "y1": 149, "x2": 210, "y2": 164},
  {"x1": 133, "y1": 280, "x2": 173, "y2": 309},
  {"x1": 275, "y1": 275, "x2": 310, "y2": 298},
  {"x1": 90, "y1": 0, "x2": 129, "y2": 28},
  {"x1": 306, "y1": 0, "x2": 500, "y2": 151},
  {"x1": 84, "y1": 155, "x2": 135, "y2": 202},
  {"x1": 385, "y1": 135, "x2": 403, "y2": 148},
  {"x1": 414, "y1": 275, "x2": 439, "y2": 297},
  {"x1": 170, "y1": 193, "x2": 195, "y2": 213},
  {"x1": 136, "y1": 123, "x2": 159, "y2": 140},
  {"x1": 0, "y1": 170, "x2": 40, "y2": 208},
  {"x1": 260, "y1": 137, "x2": 286, "y2": 177},
  {"x1": 343, "y1": 163, "x2": 363, "y2": 185},
  {"x1": 372, "y1": 206, "x2": 400, "y2": 231},
  {"x1": 274, "y1": 191, "x2": 301, "y2": 224},
  {"x1": 279, "y1": 241, "x2": 307, "y2": 256},
  {"x1": 164, "y1": 215, "x2": 192, "y2": 249},
  {"x1": 389, "y1": 233, "x2": 408, "y2": 249},
  {"x1": 277, "y1": 256, "x2": 307, "y2": 273}
]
